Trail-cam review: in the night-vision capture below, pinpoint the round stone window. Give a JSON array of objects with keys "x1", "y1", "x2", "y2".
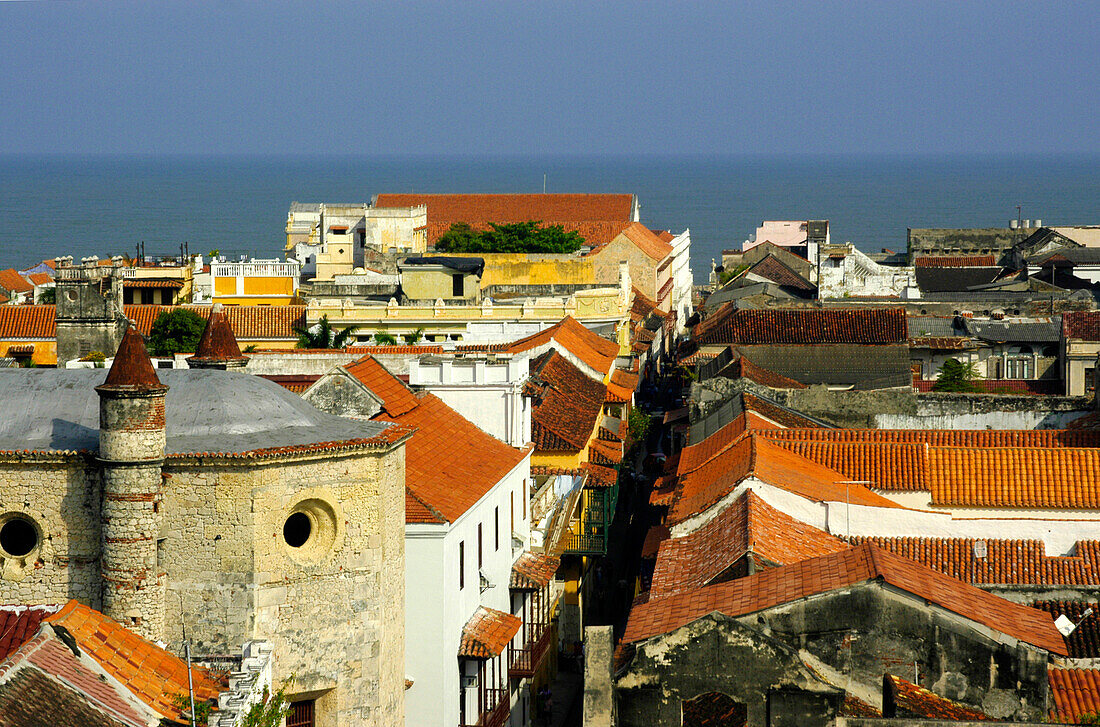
[
  {"x1": 0, "y1": 515, "x2": 40, "y2": 558},
  {"x1": 281, "y1": 499, "x2": 338, "y2": 563}
]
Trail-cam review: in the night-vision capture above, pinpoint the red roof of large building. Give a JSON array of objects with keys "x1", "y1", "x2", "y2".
[
  {"x1": 622, "y1": 543, "x2": 1068, "y2": 655},
  {"x1": 694, "y1": 306, "x2": 907, "y2": 345},
  {"x1": 506, "y1": 316, "x2": 620, "y2": 376},
  {"x1": 651, "y1": 491, "x2": 847, "y2": 597},
  {"x1": 760, "y1": 427, "x2": 1100, "y2": 447},
  {"x1": 375, "y1": 193, "x2": 636, "y2": 224}
]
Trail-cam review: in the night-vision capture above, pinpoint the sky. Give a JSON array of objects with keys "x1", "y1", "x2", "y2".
[{"x1": 2, "y1": 1, "x2": 1099, "y2": 157}]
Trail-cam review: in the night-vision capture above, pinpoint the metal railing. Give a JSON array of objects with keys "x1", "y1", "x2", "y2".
[
  {"x1": 212, "y1": 261, "x2": 301, "y2": 278},
  {"x1": 462, "y1": 688, "x2": 510, "y2": 727}
]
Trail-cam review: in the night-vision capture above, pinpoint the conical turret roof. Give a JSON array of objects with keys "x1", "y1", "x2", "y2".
[
  {"x1": 99, "y1": 326, "x2": 167, "y2": 391},
  {"x1": 188, "y1": 304, "x2": 248, "y2": 366}
]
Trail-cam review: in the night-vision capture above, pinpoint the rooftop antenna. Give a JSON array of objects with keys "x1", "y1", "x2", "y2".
[
  {"x1": 1016, "y1": 205, "x2": 1023, "y2": 230},
  {"x1": 178, "y1": 593, "x2": 196, "y2": 727},
  {"x1": 543, "y1": 173, "x2": 547, "y2": 194},
  {"x1": 1055, "y1": 607, "x2": 1094, "y2": 637}
]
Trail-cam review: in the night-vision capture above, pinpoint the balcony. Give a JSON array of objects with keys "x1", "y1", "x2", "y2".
[
  {"x1": 561, "y1": 483, "x2": 618, "y2": 557},
  {"x1": 463, "y1": 687, "x2": 509, "y2": 727},
  {"x1": 509, "y1": 623, "x2": 552, "y2": 679}
]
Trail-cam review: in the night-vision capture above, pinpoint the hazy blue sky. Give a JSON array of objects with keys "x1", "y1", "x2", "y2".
[{"x1": 2, "y1": 1, "x2": 1098, "y2": 156}]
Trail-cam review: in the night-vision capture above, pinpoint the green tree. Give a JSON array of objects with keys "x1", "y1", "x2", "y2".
[
  {"x1": 435, "y1": 221, "x2": 585, "y2": 254},
  {"x1": 628, "y1": 407, "x2": 651, "y2": 441},
  {"x1": 373, "y1": 331, "x2": 398, "y2": 346},
  {"x1": 240, "y1": 683, "x2": 291, "y2": 727},
  {"x1": 293, "y1": 315, "x2": 359, "y2": 349},
  {"x1": 401, "y1": 327, "x2": 425, "y2": 345},
  {"x1": 38, "y1": 287, "x2": 56, "y2": 304},
  {"x1": 148, "y1": 309, "x2": 207, "y2": 356},
  {"x1": 931, "y1": 359, "x2": 981, "y2": 393}
]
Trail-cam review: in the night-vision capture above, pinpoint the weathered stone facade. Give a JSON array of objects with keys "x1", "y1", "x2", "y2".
[{"x1": 54, "y1": 262, "x2": 128, "y2": 365}]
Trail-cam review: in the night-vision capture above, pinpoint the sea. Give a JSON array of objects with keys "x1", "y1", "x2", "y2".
[{"x1": 3, "y1": 154, "x2": 1099, "y2": 283}]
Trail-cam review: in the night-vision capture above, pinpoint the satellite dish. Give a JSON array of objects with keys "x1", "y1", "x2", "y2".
[{"x1": 1055, "y1": 614, "x2": 1076, "y2": 637}]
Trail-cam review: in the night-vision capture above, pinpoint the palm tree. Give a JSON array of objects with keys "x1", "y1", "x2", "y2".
[{"x1": 293, "y1": 315, "x2": 360, "y2": 349}]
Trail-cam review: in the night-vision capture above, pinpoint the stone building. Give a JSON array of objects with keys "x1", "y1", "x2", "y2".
[
  {"x1": 0, "y1": 319, "x2": 410, "y2": 726},
  {"x1": 54, "y1": 260, "x2": 129, "y2": 365}
]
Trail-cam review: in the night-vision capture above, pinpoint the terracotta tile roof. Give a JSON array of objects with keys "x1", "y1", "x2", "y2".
[
  {"x1": 1049, "y1": 668, "x2": 1100, "y2": 724},
  {"x1": 123, "y1": 278, "x2": 184, "y2": 289},
  {"x1": 622, "y1": 543, "x2": 1068, "y2": 655},
  {"x1": 641, "y1": 525, "x2": 670, "y2": 559},
  {"x1": 344, "y1": 355, "x2": 420, "y2": 416},
  {"x1": 773, "y1": 441, "x2": 930, "y2": 491},
  {"x1": 630, "y1": 287, "x2": 668, "y2": 320},
  {"x1": 649, "y1": 474, "x2": 678, "y2": 507},
  {"x1": 0, "y1": 305, "x2": 55, "y2": 338},
  {"x1": 913, "y1": 378, "x2": 1064, "y2": 394},
  {"x1": 510, "y1": 552, "x2": 561, "y2": 589},
  {"x1": 610, "y1": 368, "x2": 640, "y2": 392},
  {"x1": 588, "y1": 438, "x2": 622, "y2": 466},
  {"x1": 257, "y1": 374, "x2": 320, "y2": 393},
  {"x1": 4, "y1": 344, "x2": 33, "y2": 355},
  {"x1": 458, "y1": 606, "x2": 523, "y2": 658},
  {"x1": 0, "y1": 605, "x2": 60, "y2": 661},
  {"x1": 1064, "y1": 311, "x2": 1100, "y2": 341},
  {"x1": 528, "y1": 350, "x2": 606, "y2": 452},
  {"x1": 886, "y1": 675, "x2": 992, "y2": 720},
  {"x1": 45, "y1": 600, "x2": 223, "y2": 722},
  {"x1": 746, "y1": 255, "x2": 814, "y2": 291},
  {"x1": 651, "y1": 491, "x2": 847, "y2": 597},
  {"x1": 720, "y1": 352, "x2": 807, "y2": 389},
  {"x1": 928, "y1": 447, "x2": 1100, "y2": 509},
  {"x1": 123, "y1": 305, "x2": 306, "y2": 340},
  {"x1": 741, "y1": 392, "x2": 822, "y2": 427},
  {"x1": 849, "y1": 537, "x2": 1100, "y2": 588},
  {"x1": 914, "y1": 255, "x2": 998, "y2": 268},
  {"x1": 582, "y1": 462, "x2": 618, "y2": 488},
  {"x1": 26, "y1": 272, "x2": 52, "y2": 286},
  {"x1": 668, "y1": 435, "x2": 902, "y2": 524},
  {"x1": 1033, "y1": 601, "x2": 1100, "y2": 658},
  {"x1": 378, "y1": 392, "x2": 528, "y2": 523},
  {"x1": 840, "y1": 694, "x2": 881, "y2": 718},
  {"x1": 0, "y1": 629, "x2": 149, "y2": 727},
  {"x1": 507, "y1": 316, "x2": 620, "y2": 376},
  {"x1": 760, "y1": 427, "x2": 1100, "y2": 448},
  {"x1": 99, "y1": 326, "x2": 166, "y2": 391},
  {"x1": 375, "y1": 193, "x2": 635, "y2": 224},
  {"x1": 678, "y1": 419, "x2": 751, "y2": 475},
  {"x1": 694, "y1": 306, "x2": 907, "y2": 345},
  {"x1": 0, "y1": 269, "x2": 32, "y2": 294},
  {"x1": 614, "y1": 222, "x2": 673, "y2": 261},
  {"x1": 405, "y1": 487, "x2": 446, "y2": 524}
]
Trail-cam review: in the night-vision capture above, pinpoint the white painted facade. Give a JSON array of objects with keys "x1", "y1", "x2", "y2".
[
  {"x1": 404, "y1": 453, "x2": 534, "y2": 727},
  {"x1": 408, "y1": 355, "x2": 532, "y2": 448},
  {"x1": 667, "y1": 229, "x2": 694, "y2": 332},
  {"x1": 817, "y1": 243, "x2": 919, "y2": 299}
]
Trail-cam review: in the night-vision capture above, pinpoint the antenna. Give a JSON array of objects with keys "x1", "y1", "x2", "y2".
[
  {"x1": 1055, "y1": 607, "x2": 1094, "y2": 637},
  {"x1": 178, "y1": 592, "x2": 196, "y2": 727},
  {"x1": 543, "y1": 173, "x2": 547, "y2": 194}
]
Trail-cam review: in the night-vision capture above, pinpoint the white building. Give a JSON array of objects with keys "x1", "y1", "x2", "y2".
[
  {"x1": 285, "y1": 202, "x2": 427, "y2": 279},
  {"x1": 817, "y1": 242, "x2": 919, "y2": 299},
  {"x1": 667, "y1": 229, "x2": 694, "y2": 332}
]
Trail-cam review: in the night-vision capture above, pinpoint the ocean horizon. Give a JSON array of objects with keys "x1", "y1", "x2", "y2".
[{"x1": 3, "y1": 152, "x2": 1099, "y2": 283}]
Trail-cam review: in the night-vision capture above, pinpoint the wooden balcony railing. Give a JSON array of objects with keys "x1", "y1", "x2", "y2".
[
  {"x1": 462, "y1": 687, "x2": 509, "y2": 727},
  {"x1": 509, "y1": 623, "x2": 552, "y2": 678}
]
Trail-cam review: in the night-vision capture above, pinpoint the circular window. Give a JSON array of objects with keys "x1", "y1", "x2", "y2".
[
  {"x1": 66, "y1": 289, "x2": 78, "y2": 302},
  {"x1": 0, "y1": 515, "x2": 39, "y2": 558},
  {"x1": 283, "y1": 512, "x2": 312, "y2": 548},
  {"x1": 280, "y1": 498, "x2": 338, "y2": 563}
]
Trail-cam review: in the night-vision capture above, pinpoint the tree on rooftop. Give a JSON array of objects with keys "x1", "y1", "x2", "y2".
[
  {"x1": 293, "y1": 315, "x2": 359, "y2": 349},
  {"x1": 148, "y1": 308, "x2": 207, "y2": 356},
  {"x1": 435, "y1": 221, "x2": 585, "y2": 254},
  {"x1": 931, "y1": 358, "x2": 980, "y2": 393}
]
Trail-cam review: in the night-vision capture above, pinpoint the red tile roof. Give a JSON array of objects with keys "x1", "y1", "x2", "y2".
[
  {"x1": 741, "y1": 392, "x2": 822, "y2": 427},
  {"x1": 723, "y1": 352, "x2": 806, "y2": 389},
  {"x1": 0, "y1": 305, "x2": 55, "y2": 338},
  {"x1": 344, "y1": 355, "x2": 420, "y2": 416},
  {"x1": 375, "y1": 193, "x2": 635, "y2": 224},
  {"x1": 887, "y1": 675, "x2": 992, "y2": 721},
  {"x1": 0, "y1": 269, "x2": 32, "y2": 294},
  {"x1": 378, "y1": 392, "x2": 528, "y2": 523},
  {"x1": 760, "y1": 427, "x2": 1100, "y2": 448},
  {"x1": 850, "y1": 537, "x2": 1100, "y2": 587},
  {"x1": 928, "y1": 447, "x2": 1100, "y2": 509},
  {"x1": 528, "y1": 350, "x2": 606, "y2": 452},
  {"x1": 26, "y1": 272, "x2": 52, "y2": 286},
  {"x1": 622, "y1": 543, "x2": 1068, "y2": 655},
  {"x1": 694, "y1": 306, "x2": 907, "y2": 345},
  {"x1": 511, "y1": 552, "x2": 561, "y2": 589},
  {"x1": 914, "y1": 255, "x2": 997, "y2": 268},
  {"x1": 913, "y1": 378, "x2": 1063, "y2": 395},
  {"x1": 257, "y1": 374, "x2": 320, "y2": 393},
  {"x1": 745, "y1": 255, "x2": 814, "y2": 291},
  {"x1": 0, "y1": 605, "x2": 60, "y2": 661},
  {"x1": 1049, "y1": 668, "x2": 1100, "y2": 724},
  {"x1": 611, "y1": 222, "x2": 673, "y2": 262},
  {"x1": 45, "y1": 600, "x2": 223, "y2": 722},
  {"x1": 405, "y1": 487, "x2": 446, "y2": 524},
  {"x1": 124, "y1": 305, "x2": 306, "y2": 340},
  {"x1": 651, "y1": 491, "x2": 847, "y2": 597},
  {"x1": 507, "y1": 316, "x2": 620, "y2": 376},
  {"x1": 458, "y1": 606, "x2": 523, "y2": 658},
  {"x1": 1064, "y1": 311, "x2": 1100, "y2": 341},
  {"x1": 668, "y1": 435, "x2": 902, "y2": 524},
  {"x1": 773, "y1": 440, "x2": 930, "y2": 491},
  {"x1": 99, "y1": 327, "x2": 166, "y2": 391},
  {"x1": 588, "y1": 438, "x2": 623, "y2": 466},
  {"x1": 677, "y1": 418, "x2": 751, "y2": 475},
  {"x1": 123, "y1": 278, "x2": 184, "y2": 289},
  {"x1": 1033, "y1": 600, "x2": 1100, "y2": 658},
  {"x1": 641, "y1": 525, "x2": 670, "y2": 559}
]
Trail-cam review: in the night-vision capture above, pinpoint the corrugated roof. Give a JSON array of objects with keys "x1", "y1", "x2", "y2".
[{"x1": 622, "y1": 543, "x2": 1068, "y2": 655}]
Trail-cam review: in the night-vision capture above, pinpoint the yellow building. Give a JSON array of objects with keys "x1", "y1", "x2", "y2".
[
  {"x1": 123, "y1": 263, "x2": 195, "y2": 305},
  {"x1": 212, "y1": 260, "x2": 301, "y2": 306}
]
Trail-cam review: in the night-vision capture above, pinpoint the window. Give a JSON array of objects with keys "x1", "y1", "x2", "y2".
[
  {"x1": 1006, "y1": 356, "x2": 1033, "y2": 379},
  {"x1": 452, "y1": 273, "x2": 464, "y2": 297},
  {"x1": 286, "y1": 700, "x2": 315, "y2": 727},
  {"x1": 478, "y1": 523, "x2": 483, "y2": 568},
  {"x1": 459, "y1": 541, "x2": 465, "y2": 589},
  {"x1": 494, "y1": 507, "x2": 499, "y2": 551}
]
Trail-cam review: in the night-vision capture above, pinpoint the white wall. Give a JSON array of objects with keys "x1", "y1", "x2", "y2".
[{"x1": 409, "y1": 357, "x2": 531, "y2": 447}]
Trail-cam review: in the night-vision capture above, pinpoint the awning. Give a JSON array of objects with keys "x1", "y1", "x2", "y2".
[
  {"x1": 459, "y1": 606, "x2": 522, "y2": 659},
  {"x1": 123, "y1": 279, "x2": 185, "y2": 289},
  {"x1": 510, "y1": 552, "x2": 560, "y2": 590}
]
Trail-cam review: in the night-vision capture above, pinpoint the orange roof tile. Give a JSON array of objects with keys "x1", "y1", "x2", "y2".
[
  {"x1": 669, "y1": 435, "x2": 902, "y2": 524},
  {"x1": 26, "y1": 272, "x2": 52, "y2": 286},
  {"x1": 613, "y1": 222, "x2": 673, "y2": 261},
  {"x1": 588, "y1": 438, "x2": 623, "y2": 466},
  {"x1": 1049, "y1": 668, "x2": 1100, "y2": 724},
  {"x1": 45, "y1": 600, "x2": 223, "y2": 722},
  {"x1": 344, "y1": 355, "x2": 420, "y2": 416},
  {"x1": 773, "y1": 440, "x2": 930, "y2": 491},
  {"x1": 375, "y1": 193, "x2": 635, "y2": 224},
  {"x1": 927, "y1": 447, "x2": 1100, "y2": 509},
  {"x1": 506, "y1": 316, "x2": 620, "y2": 376},
  {"x1": 257, "y1": 374, "x2": 320, "y2": 393},
  {"x1": 677, "y1": 419, "x2": 751, "y2": 476},
  {"x1": 649, "y1": 473, "x2": 678, "y2": 507},
  {"x1": 0, "y1": 305, "x2": 55, "y2": 338},
  {"x1": 887, "y1": 675, "x2": 992, "y2": 720},
  {"x1": 378, "y1": 393, "x2": 528, "y2": 523},
  {"x1": 459, "y1": 606, "x2": 523, "y2": 658},
  {"x1": 511, "y1": 552, "x2": 561, "y2": 589},
  {"x1": 124, "y1": 278, "x2": 184, "y2": 289},
  {"x1": 760, "y1": 427, "x2": 1100, "y2": 447},
  {"x1": 694, "y1": 306, "x2": 907, "y2": 345},
  {"x1": 622, "y1": 543, "x2": 1068, "y2": 655},
  {"x1": 528, "y1": 350, "x2": 606, "y2": 452},
  {"x1": 0, "y1": 269, "x2": 32, "y2": 294},
  {"x1": 405, "y1": 487, "x2": 446, "y2": 524},
  {"x1": 1033, "y1": 599, "x2": 1100, "y2": 658},
  {"x1": 651, "y1": 491, "x2": 847, "y2": 597},
  {"x1": 98, "y1": 327, "x2": 166, "y2": 391},
  {"x1": 123, "y1": 305, "x2": 306, "y2": 340},
  {"x1": 850, "y1": 537, "x2": 1100, "y2": 587}
]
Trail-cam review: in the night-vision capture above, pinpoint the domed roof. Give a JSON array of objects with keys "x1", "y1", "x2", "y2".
[{"x1": 0, "y1": 369, "x2": 399, "y2": 456}]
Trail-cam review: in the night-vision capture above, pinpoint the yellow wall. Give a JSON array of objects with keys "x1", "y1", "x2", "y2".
[
  {"x1": 213, "y1": 276, "x2": 298, "y2": 306},
  {"x1": 0, "y1": 340, "x2": 57, "y2": 366},
  {"x1": 400, "y1": 269, "x2": 478, "y2": 301},
  {"x1": 214, "y1": 296, "x2": 298, "y2": 307},
  {"x1": 444, "y1": 253, "x2": 596, "y2": 288}
]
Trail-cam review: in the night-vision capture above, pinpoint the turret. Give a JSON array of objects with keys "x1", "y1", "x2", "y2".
[
  {"x1": 95, "y1": 326, "x2": 168, "y2": 640},
  {"x1": 186, "y1": 304, "x2": 249, "y2": 370}
]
